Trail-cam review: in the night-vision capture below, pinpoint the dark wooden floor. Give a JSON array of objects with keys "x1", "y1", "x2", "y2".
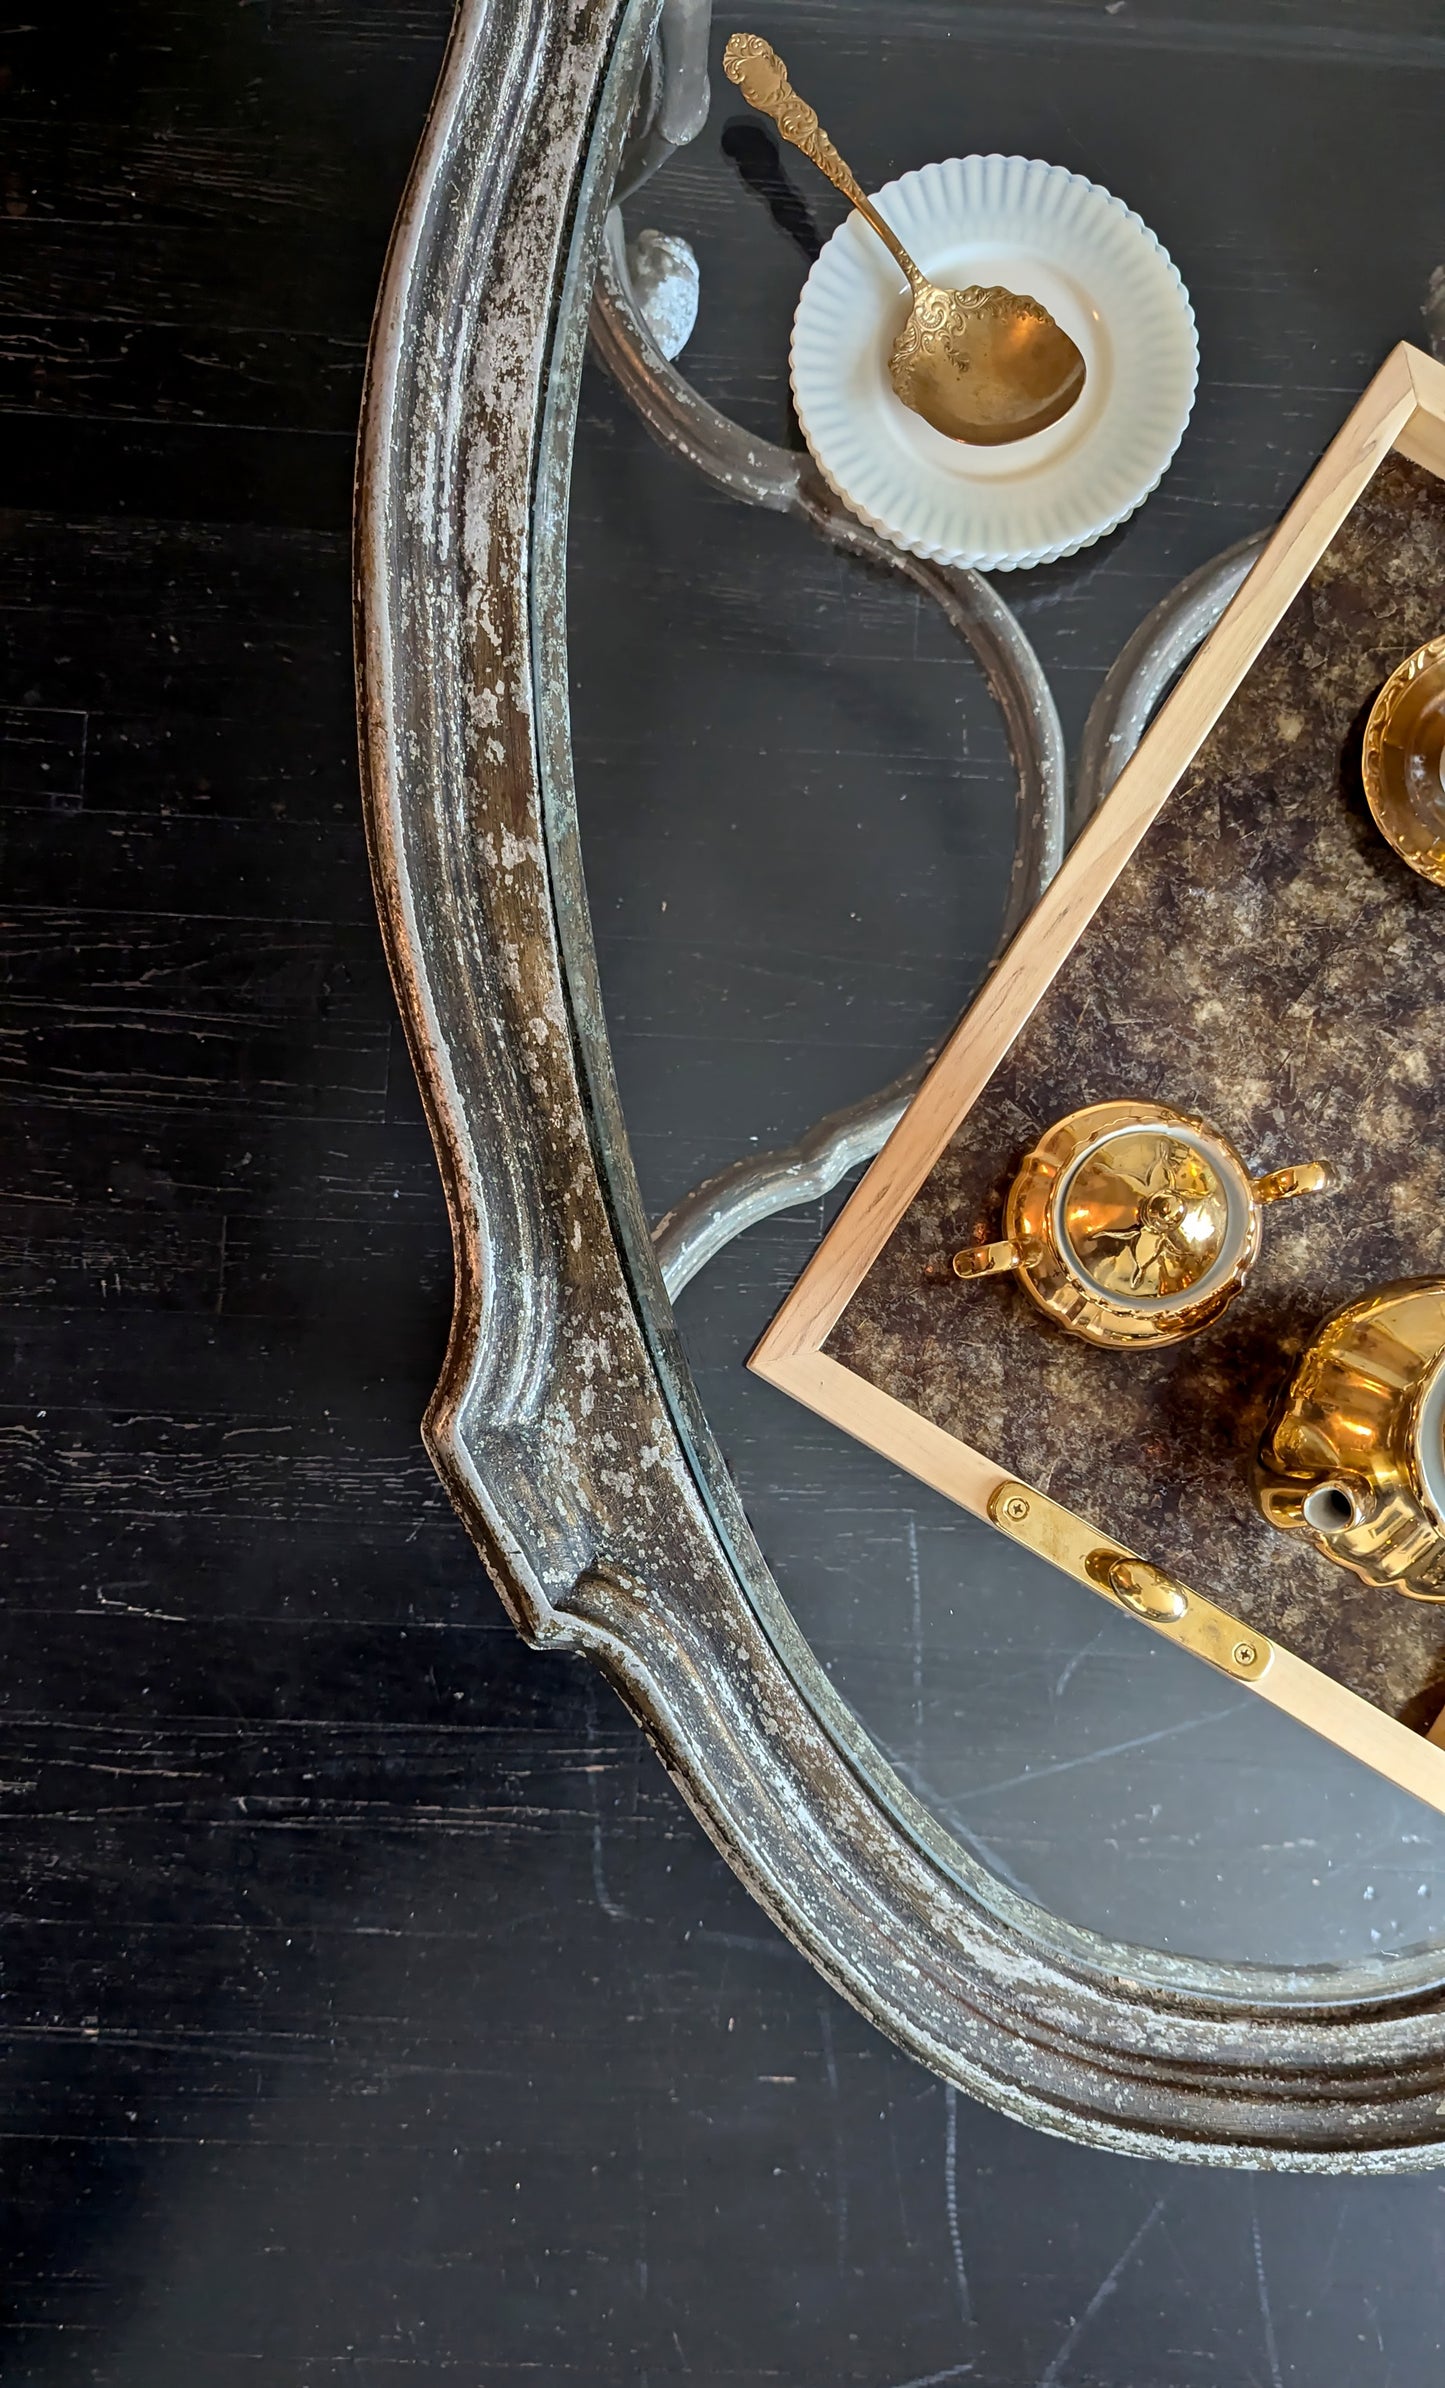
[{"x1": 4, "y1": 2, "x2": 1445, "y2": 2382}]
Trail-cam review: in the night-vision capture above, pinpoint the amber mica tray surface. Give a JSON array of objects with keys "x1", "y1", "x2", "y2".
[{"x1": 754, "y1": 343, "x2": 1445, "y2": 1814}]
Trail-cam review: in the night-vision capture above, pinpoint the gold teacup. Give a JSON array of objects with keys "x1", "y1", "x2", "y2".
[
  {"x1": 1362, "y1": 635, "x2": 1445, "y2": 887},
  {"x1": 1256, "y1": 1278, "x2": 1445, "y2": 1600}
]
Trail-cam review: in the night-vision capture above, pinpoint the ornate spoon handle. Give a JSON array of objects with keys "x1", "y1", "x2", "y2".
[{"x1": 722, "y1": 33, "x2": 922, "y2": 290}]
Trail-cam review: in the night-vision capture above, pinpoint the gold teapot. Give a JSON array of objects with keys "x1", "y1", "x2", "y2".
[
  {"x1": 1256, "y1": 1279, "x2": 1445, "y2": 1600},
  {"x1": 953, "y1": 1099, "x2": 1334, "y2": 1350}
]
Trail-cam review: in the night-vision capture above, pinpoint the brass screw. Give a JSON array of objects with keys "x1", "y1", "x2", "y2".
[
  {"x1": 1003, "y1": 1495, "x2": 1030, "y2": 1522},
  {"x1": 1233, "y1": 1640, "x2": 1258, "y2": 1668}
]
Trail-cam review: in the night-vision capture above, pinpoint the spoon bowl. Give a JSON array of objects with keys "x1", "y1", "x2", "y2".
[
  {"x1": 724, "y1": 32, "x2": 1086, "y2": 448},
  {"x1": 888, "y1": 279, "x2": 1087, "y2": 445}
]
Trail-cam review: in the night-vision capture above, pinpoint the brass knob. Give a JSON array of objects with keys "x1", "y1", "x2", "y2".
[{"x1": 1090, "y1": 1552, "x2": 1189, "y2": 1623}]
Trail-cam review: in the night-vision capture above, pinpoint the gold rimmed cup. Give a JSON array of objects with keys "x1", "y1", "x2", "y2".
[{"x1": 1362, "y1": 634, "x2": 1445, "y2": 887}]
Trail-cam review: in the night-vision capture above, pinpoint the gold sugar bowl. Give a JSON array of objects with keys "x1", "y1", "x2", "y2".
[
  {"x1": 953, "y1": 1098, "x2": 1335, "y2": 1350},
  {"x1": 1255, "y1": 1279, "x2": 1445, "y2": 1600}
]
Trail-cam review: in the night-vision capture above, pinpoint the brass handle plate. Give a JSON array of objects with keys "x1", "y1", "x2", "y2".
[{"x1": 988, "y1": 1479, "x2": 1273, "y2": 1681}]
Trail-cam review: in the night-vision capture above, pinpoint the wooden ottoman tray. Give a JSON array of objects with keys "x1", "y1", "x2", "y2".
[{"x1": 755, "y1": 343, "x2": 1445, "y2": 1815}]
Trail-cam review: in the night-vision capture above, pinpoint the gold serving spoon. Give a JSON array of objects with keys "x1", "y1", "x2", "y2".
[{"x1": 723, "y1": 32, "x2": 1086, "y2": 447}]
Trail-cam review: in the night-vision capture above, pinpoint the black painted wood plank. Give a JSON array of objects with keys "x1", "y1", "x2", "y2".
[
  {"x1": 0, "y1": 220, "x2": 392, "y2": 335},
  {"x1": 1, "y1": 0, "x2": 1444, "y2": 2380},
  {"x1": 0, "y1": 319, "x2": 365, "y2": 434},
  {"x1": 1, "y1": 1101, "x2": 442, "y2": 1220}
]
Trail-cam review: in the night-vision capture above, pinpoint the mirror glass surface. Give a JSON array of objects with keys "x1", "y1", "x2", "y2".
[{"x1": 567, "y1": 2, "x2": 1445, "y2": 1970}]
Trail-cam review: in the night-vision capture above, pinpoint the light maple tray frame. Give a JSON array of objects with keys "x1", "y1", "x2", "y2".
[{"x1": 753, "y1": 341, "x2": 1445, "y2": 1816}]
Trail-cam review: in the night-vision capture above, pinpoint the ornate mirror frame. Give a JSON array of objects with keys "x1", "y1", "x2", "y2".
[{"x1": 355, "y1": 0, "x2": 1445, "y2": 2168}]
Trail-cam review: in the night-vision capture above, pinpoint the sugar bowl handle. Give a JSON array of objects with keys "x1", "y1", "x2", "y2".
[
  {"x1": 1253, "y1": 1160, "x2": 1335, "y2": 1205},
  {"x1": 952, "y1": 1237, "x2": 1043, "y2": 1281}
]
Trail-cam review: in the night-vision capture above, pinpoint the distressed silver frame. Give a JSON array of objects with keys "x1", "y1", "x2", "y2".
[{"x1": 356, "y1": 0, "x2": 1445, "y2": 2166}]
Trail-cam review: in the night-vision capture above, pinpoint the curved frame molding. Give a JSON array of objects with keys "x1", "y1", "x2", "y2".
[{"x1": 356, "y1": 0, "x2": 1445, "y2": 2167}]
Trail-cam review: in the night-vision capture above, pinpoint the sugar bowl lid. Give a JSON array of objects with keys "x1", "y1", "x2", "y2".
[{"x1": 1057, "y1": 1120, "x2": 1233, "y2": 1302}]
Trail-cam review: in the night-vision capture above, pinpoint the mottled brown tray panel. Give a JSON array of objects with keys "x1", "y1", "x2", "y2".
[{"x1": 829, "y1": 452, "x2": 1445, "y2": 1724}]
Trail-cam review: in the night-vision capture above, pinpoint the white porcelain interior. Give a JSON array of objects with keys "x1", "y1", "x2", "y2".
[{"x1": 1412, "y1": 1349, "x2": 1445, "y2": 1527}]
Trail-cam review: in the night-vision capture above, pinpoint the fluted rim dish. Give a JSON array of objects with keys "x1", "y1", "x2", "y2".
[{"x1": 790, "y1": 153, "x2": 1199, "y2": 571}]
